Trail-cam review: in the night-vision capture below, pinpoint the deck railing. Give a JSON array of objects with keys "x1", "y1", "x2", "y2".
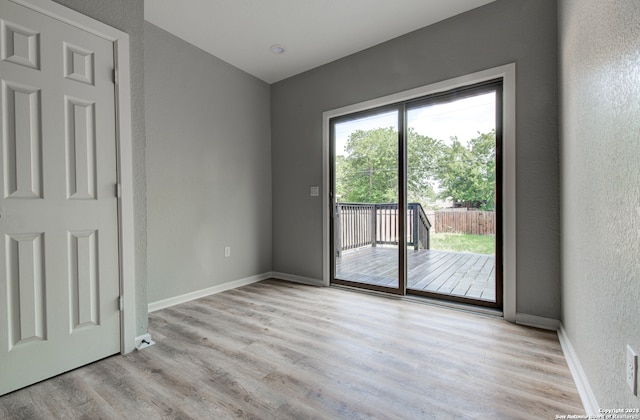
[{"x1": 335, "y1": 202, "x2": 431, "y2": 256}]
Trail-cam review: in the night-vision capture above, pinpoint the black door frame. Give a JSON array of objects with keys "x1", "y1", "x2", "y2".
[
  {"x1": 329, "y1": 105, "x2": 405, "y2": 295},
  {"x1": 330, "y1": 79, "x2": 503, "y2": 309}
]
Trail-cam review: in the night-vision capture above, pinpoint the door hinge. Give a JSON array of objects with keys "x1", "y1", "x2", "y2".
[
  {"x1": 113, "y1": 68, "x2": 119, "y2": 85},
  {"x1": 118, "y1": 295, "x2": 124, "y2": 311},
  {"x1": 115, "y1": 183, "x2": 121, "y2": 198}
]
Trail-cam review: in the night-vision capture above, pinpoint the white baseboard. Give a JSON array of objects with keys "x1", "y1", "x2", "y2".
[
  {"x1": 148, "y1": 272, "x2": 271, "y2": 312},
  {"x1": 557, "y1": 324, "x2": 599, "y2": 415},
  {"x1": 515, "y1": 313, "x2": 561, "y2": 331},
  {"x1": 270, "y1": 271, "x2": 323, "y2": 286}
]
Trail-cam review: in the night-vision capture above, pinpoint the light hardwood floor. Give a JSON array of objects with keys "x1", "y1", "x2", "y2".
[{"x1": 0, "y1": 279, "x2": 583, "y2": 419}]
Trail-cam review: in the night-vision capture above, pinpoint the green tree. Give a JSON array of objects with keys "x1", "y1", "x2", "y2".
[
  {"x1": 337, "y1": 127, "x2": 398, "y2": 203},
  {"x1": 336, "y1": 127, "x2": 442, "y2": 204},
  {"x1": 436, "y1": 130, "x2": 496, "y2": 210},
  {"x1": 407, "y1": 128, "x2": 443, "y2": 205},
  {"x1": 336, "y1": 127, "x2": 496, "y2": 210}
]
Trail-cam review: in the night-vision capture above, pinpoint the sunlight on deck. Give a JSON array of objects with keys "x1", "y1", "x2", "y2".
[{"x1": 336, "y1": 247, "x2": 495, "y2": 302}]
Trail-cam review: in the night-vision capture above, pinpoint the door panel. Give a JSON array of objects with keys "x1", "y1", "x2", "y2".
[
  {"x1": 2, "y1": 80, "x2": 42, "y2": 199},
  {"x1": 6, "y1": 232, "x2": 45, "y2": 348},
  {"x1": 65, "y1": 96, "x2": 98, "y2": 200},
  {"x1": 0, "y1": 0, "x2": 120, "y2": 395},
  {"x1": 332, "y1": 109, "x2": 402, "y2": 293},
  {"x1": 406, "y1": 87, "x2": 500, "y2": 307}
]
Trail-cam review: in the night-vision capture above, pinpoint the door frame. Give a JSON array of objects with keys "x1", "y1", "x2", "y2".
[
  {"x1": 329, "y1": 105, "x2": 406, "y2": 296},
  {"x1": 9, "y1": 0, "x2": 137, "y2": 351},
  {"x1": 322, "y1": 64, "x2": 516, "y2": 321}
]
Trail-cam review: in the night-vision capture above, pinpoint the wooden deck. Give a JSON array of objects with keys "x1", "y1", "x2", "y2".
[{"x1": 336, "y1": 247, "x2": 495, "y2": 302}]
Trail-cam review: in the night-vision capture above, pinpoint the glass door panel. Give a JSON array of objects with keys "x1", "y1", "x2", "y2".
[
  {"x1": 406, "y1": 88, "x2": 499, "y2": 305},
  {"x1": 332, "y1": 109, "x2": 401, "y2": 292},
  {"x1": 329, "y1": 81, "x2": 502, "y2": 308}
]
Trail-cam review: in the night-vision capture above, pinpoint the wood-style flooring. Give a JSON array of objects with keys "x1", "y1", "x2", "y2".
[
  {"x1": 337, "y1": 247, "x2": 496, "y2": 301},
  {"x1": 0, "y1": 279, "x2": 583, "y2": 419}
]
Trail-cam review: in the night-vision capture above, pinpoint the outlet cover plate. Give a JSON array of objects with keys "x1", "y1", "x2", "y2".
[
  {"x1": 627, "y1": 345, "x2": 637, "y2": 395},
  {"x1": 135, "y1": 333, "x2": 155, "y2": 350}
]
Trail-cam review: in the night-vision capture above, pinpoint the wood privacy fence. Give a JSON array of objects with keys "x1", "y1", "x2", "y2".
[{"x1": 432, "y1": 210, "x2": 495, "y2": 235}]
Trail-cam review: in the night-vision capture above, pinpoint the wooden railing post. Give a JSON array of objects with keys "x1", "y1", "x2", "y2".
[
  {"x1": 426, "y1": 223, "x2": 430, "y2": 250},
  {"x1": 335, "y1": 204, "x2": 342, "y2": 257},
  {"x1": 410, "y1": 204, "x2": 418, "y2": 250},
  {"x1": 371, "y1": 204, "x2": 377, "y2": 247},
  {"x1": 410, "y1": 203, "x2": 431, "y2": 251}
]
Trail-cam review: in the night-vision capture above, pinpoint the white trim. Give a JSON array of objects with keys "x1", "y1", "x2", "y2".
[
  {"x1": 514, "y1": 313, "x2": 560, "y2": 331},
  {"x1": 558, "y1": 324, "x2": 599, "y2": 415},
  {"x1": 10, "y1": 0, "x2": 126, "y2": 41},
  {"x1": 322, "y1": 64, "x2": 517, "y2": 319},
  {"x1": 113, "y1": 38, "x2": 136, "y2": 354},
  {"x1": 271, "y1": 272, "x2": 324, "y2": 286},
  {"x1": 501, "y1": 64, "x2": 516, "y2": 322},
  {"x1": 148, "y1": 273, "x2": 271, "y2": 313},
  {"x1": 114, "y1": 36, "x2": 136, "y2": 353},
  {"x1": 14, "y1": 0, "x2": 137, "y2": 353}
]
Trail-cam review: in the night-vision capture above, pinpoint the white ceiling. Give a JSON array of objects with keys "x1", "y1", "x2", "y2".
[{"x1": 145, "y1": 0, "x2": 495, "y2": 84}]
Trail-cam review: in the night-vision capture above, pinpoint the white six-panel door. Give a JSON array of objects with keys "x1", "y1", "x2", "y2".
[{"x1": 0, "y1": 0, "x2": 120, "y2": 395}]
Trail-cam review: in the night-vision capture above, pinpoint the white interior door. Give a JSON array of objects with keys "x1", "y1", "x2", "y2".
[{"x1": 0, "y1": 0, "x2": 120, "y2": 395}]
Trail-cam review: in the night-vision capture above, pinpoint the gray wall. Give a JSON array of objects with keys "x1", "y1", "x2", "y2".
[
  {"x1": 559, "y1": 0, "x2": 640, "y2": 407},
  {"x1": 144, "y1": 23, "x2": 272, "y2": 303},
  {"x1": 271, "y1": 0, "x2": 560, "y2": 319},
  {"x1": 52, "y1": 0, "x2": 148, "y2": 335}
]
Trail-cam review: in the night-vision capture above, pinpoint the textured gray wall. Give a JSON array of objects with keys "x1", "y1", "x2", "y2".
[
  {"x1": 144, "y1": 23, "x2": 272, "y2": 303},
  {"x1": 272, "y1": 0, "x2": 560, "y2": 318},
  {"x1": 52, "y1": 0, "x2": 148, "y2": 335},
  {"x1": 559, "y1": 0, "x2": 640, "y2": 407}
]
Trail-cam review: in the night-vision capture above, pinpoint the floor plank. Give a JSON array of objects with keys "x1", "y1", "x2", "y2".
[{"x1": 0, "y1": 279, "x2": 583, "y2": 419}]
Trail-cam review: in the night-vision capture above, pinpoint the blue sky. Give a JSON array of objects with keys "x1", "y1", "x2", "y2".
[{"x1": 334, "y1": 91, "x2": 495, "y2": 155}]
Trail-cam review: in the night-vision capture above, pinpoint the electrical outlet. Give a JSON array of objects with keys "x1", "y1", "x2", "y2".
[
  {"x1": 224, "y1": 246, "x2": 231, "y2": 258},
  {"x1": 627, "y1": 345, "x2": 637, "y2": 395}
]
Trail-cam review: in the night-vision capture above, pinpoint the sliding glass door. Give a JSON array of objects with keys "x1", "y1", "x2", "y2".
[
  {"x1": 406, "y1": 84, "x2": 502, "y2": 307},
  {"x1": 331, "y1": 80, "x2": 502, "y2": 308},
  {"x1": 331, "y1": 108, "x2": 403, "y2": 294}
]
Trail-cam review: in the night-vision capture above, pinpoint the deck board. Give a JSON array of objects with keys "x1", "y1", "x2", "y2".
[{"x1": 336, "y1": 247, "x2": 495, "y2": 302}]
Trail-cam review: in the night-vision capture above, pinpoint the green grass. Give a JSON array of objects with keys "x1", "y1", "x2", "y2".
[{"x1": 430, "y1": 233, "x2": 495, "y2": 255}]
